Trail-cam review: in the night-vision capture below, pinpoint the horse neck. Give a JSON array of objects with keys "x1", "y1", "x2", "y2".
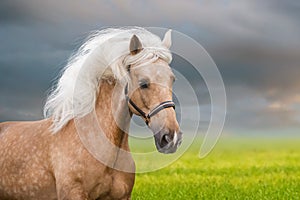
[{"x1": 94, "y1": 78, "x2": 131, "y2": 150}]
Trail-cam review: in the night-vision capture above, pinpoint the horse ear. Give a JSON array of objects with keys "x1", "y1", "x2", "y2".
[
  {"x1": 130, "y1": 35, "x2": 143, "y2": 55},
  {"x1": 162, "y1": 29, "x2": 172, "y2": 49}
]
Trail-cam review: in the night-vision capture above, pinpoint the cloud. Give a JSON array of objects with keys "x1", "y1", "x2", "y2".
[
  {"x1": 0, "y1": 0, "x2": 32, "y2": 23},
  {"x1": 225, "y1": 86, "x2": 300, "y2": 131}
]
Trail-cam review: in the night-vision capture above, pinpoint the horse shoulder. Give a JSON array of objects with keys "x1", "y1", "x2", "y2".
[{"x1": 0, "y1": 119, "x2": 56, "y2": 199}]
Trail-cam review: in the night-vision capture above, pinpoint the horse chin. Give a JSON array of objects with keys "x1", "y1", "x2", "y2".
[{"x1": 157, "y1": 145, "x2": 178, "y2": 154}]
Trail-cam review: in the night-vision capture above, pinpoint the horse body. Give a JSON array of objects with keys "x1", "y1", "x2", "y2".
[
  {"x1": 0, "y1": 27, "x2": 182, "y2": 199},
  {"x1": 0, "y1": 81, "x2": 135, "y2": 200},
  {"x1": 0, "y1": 120, "x2": 57, "y2": 200},
  {"x1": 0, "y1": 80, "x2": 134, "y2": 200}
]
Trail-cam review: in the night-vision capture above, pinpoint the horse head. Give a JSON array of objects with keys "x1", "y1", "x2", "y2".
[{"x1": 124, "y1": 31, "x2": 182, "y2": 154}]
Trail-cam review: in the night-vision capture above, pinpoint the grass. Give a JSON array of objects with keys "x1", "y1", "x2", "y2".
[{"x1": 130, "y1": 136, "x2": 300, "y2": 200}]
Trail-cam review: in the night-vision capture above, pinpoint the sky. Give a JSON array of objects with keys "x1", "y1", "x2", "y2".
[{"x1": 0, "y1": 0, "x2": 300, "y2": 135}]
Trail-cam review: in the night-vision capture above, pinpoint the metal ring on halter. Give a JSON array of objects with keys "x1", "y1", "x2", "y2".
[{"x1": 124, "y1": 83, "x2": 175, "y2": 125}]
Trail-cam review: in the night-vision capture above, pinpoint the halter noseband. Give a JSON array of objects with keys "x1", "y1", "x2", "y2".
[{"x1": 124, "y1": 83, "x2": 175, "y2": 125}]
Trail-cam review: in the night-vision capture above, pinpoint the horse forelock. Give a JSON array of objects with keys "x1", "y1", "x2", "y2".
[{"x1": 43, "y1": 27, "x2": 172, "y2": 133}]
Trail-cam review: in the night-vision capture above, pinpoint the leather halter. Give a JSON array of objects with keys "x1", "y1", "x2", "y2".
[{"x1": 124, "y1": 83, "x2": 175, "y2": 125}]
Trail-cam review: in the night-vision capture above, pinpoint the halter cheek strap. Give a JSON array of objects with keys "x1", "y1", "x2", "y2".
[{"x1": 124, "y1": 83, "x2": 175, "y2": 125}]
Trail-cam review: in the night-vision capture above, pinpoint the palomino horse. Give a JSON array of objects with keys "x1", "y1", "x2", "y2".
[{"x1": 0, "y1": 27, "x2": 182, "y2": 200}]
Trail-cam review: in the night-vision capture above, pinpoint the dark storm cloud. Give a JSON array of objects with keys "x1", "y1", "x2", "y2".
[
  {"x1": 0, "y1": 0, "x2": 299, "y2": 132},
  {"x1": 0, "y1": 0, "x2": 27, "y2": 22},
  {"x1": 0, "y1": 0, "x2": 40, "y2": 25}
]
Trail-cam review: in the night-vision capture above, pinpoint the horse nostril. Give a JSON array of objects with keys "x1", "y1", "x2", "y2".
[{"x1": 161, "y1": 134, "x2": 172, "y2": 147}]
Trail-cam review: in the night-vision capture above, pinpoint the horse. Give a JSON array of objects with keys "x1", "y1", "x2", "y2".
[{"x1": 0, "y1": 27, "x2": 182, "y2": 200}]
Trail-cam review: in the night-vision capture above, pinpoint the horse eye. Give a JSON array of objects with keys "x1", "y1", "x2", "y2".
[
  {"x1": 171, "y1": 76, "x2": 176, "y2": 83},
  {"x1": 139, "y1": 81, "x2": 149, "y2": 89}
]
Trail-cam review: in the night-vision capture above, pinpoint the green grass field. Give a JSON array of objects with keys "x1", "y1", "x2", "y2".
[{"x1": 130, "y1": 137, "x2": 300, "y2": 200}]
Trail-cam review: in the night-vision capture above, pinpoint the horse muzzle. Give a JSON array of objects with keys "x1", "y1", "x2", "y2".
[{"x1": 154, "y1": 130, "x2": 183, "y2": 154}]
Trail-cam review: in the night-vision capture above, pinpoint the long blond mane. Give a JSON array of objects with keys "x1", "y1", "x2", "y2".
[{"x1": 44, "y1": 27, "x2": 172, "y2": 132}]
